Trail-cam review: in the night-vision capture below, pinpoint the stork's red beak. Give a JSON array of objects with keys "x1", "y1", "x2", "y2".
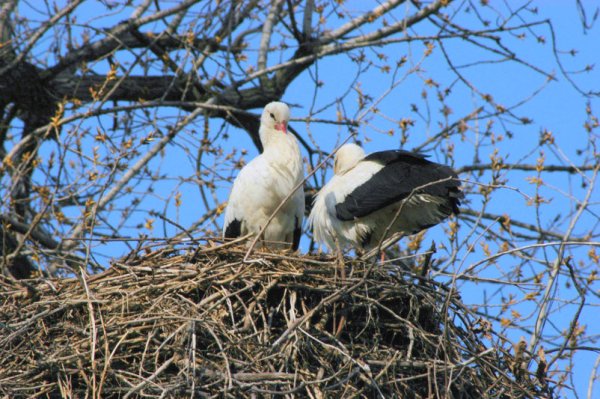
[{"x1": 275, "y1": 121, "x2": 287, "y2": 133}]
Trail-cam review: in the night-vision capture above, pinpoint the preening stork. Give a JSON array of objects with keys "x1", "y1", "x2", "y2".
[
  {"x1": 223, "y1": 101, "x2": 305, "y2": 250},
  {"x1": 309, "y1": 143, "x2": 463, "y2": 253}
]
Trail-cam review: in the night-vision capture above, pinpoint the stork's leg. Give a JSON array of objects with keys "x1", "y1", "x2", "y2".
[
  {"x1": 333, "y1": 237, "x2": 346, "y2": 337},
  {"x1": 334, "y1": 237, "x2": 346, "y2": 281}
]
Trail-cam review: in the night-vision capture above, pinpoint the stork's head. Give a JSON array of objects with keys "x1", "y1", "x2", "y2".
[
  {"x1": 261, "y1": 101, "x2": 290, "y2": 134},
  {"x1": 334, "y1": 143, "x2": 365, "y2": 175}
]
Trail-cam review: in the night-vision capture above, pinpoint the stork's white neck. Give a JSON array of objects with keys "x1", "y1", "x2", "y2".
[
  {"x1": 260, "y1": 127, "x2": 293, "y2": 150},
  {"x1": 260, "y1": 127, "x2": 302, "y2": 177}
]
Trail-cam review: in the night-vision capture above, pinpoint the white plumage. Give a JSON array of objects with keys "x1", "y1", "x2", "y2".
[
  {"x1": 309, "y1": 143, "x2": 463, "y2": 252},
  {"x1": 223, "y1": 101, "x2": 304, "y2": 250}
]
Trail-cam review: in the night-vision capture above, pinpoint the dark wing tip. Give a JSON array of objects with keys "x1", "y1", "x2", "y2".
[
  {"x1": 224, "y1": 219, "x2": 242, "y2": 239},
  {"x1": 335, "y1": 202, "x2": 358, "y2": 221},
  {"x1": 448, "y1": 187, "x2": 464, "y2": 214},
  {"x1": 292, "y1": 217, "x2": 301, "y2": 250}
]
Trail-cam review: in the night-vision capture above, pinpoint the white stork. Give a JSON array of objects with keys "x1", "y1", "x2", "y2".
[
  {"x1": 223, "y1": 101, "x2": 304, "y2": 250},
  {"x1": 308, "y1": 143, "x2": 463, "y2": 253}
]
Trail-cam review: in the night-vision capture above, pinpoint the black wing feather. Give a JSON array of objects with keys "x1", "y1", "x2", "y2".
[
  {"x1": 292, "y1": 216, "x2": 301, "y2": 251},
  {"x1": 336, "y1": 150, "x2": 462, "y2": 221},
  {"x1": 224, "y1": 219, "x2": 242, "y2": 239},
  {"x1": 364, "y1": 149, "x2": 430, "y2": 165}
]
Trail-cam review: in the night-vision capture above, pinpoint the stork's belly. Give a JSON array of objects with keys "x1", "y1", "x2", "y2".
[{"x1": 242, "y1": 202, "x2": 298, "y2": 248}]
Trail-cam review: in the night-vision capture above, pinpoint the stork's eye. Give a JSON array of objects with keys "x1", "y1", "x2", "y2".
[{"x1": 270, "y1": 113, "x2": 275, "y2": 119}]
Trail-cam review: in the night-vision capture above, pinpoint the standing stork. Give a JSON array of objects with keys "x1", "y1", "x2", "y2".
[
  {"x1": 309, "y1": 143, "x2": 463, "y2": 254},
  {"x1": 223, "y1": 101, "x2": 304, "y2": 250}
]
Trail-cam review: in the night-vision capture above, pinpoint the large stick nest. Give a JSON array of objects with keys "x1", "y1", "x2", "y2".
[{"x1": 1, "y1": 241, "x2": 544, "y2": 398}]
